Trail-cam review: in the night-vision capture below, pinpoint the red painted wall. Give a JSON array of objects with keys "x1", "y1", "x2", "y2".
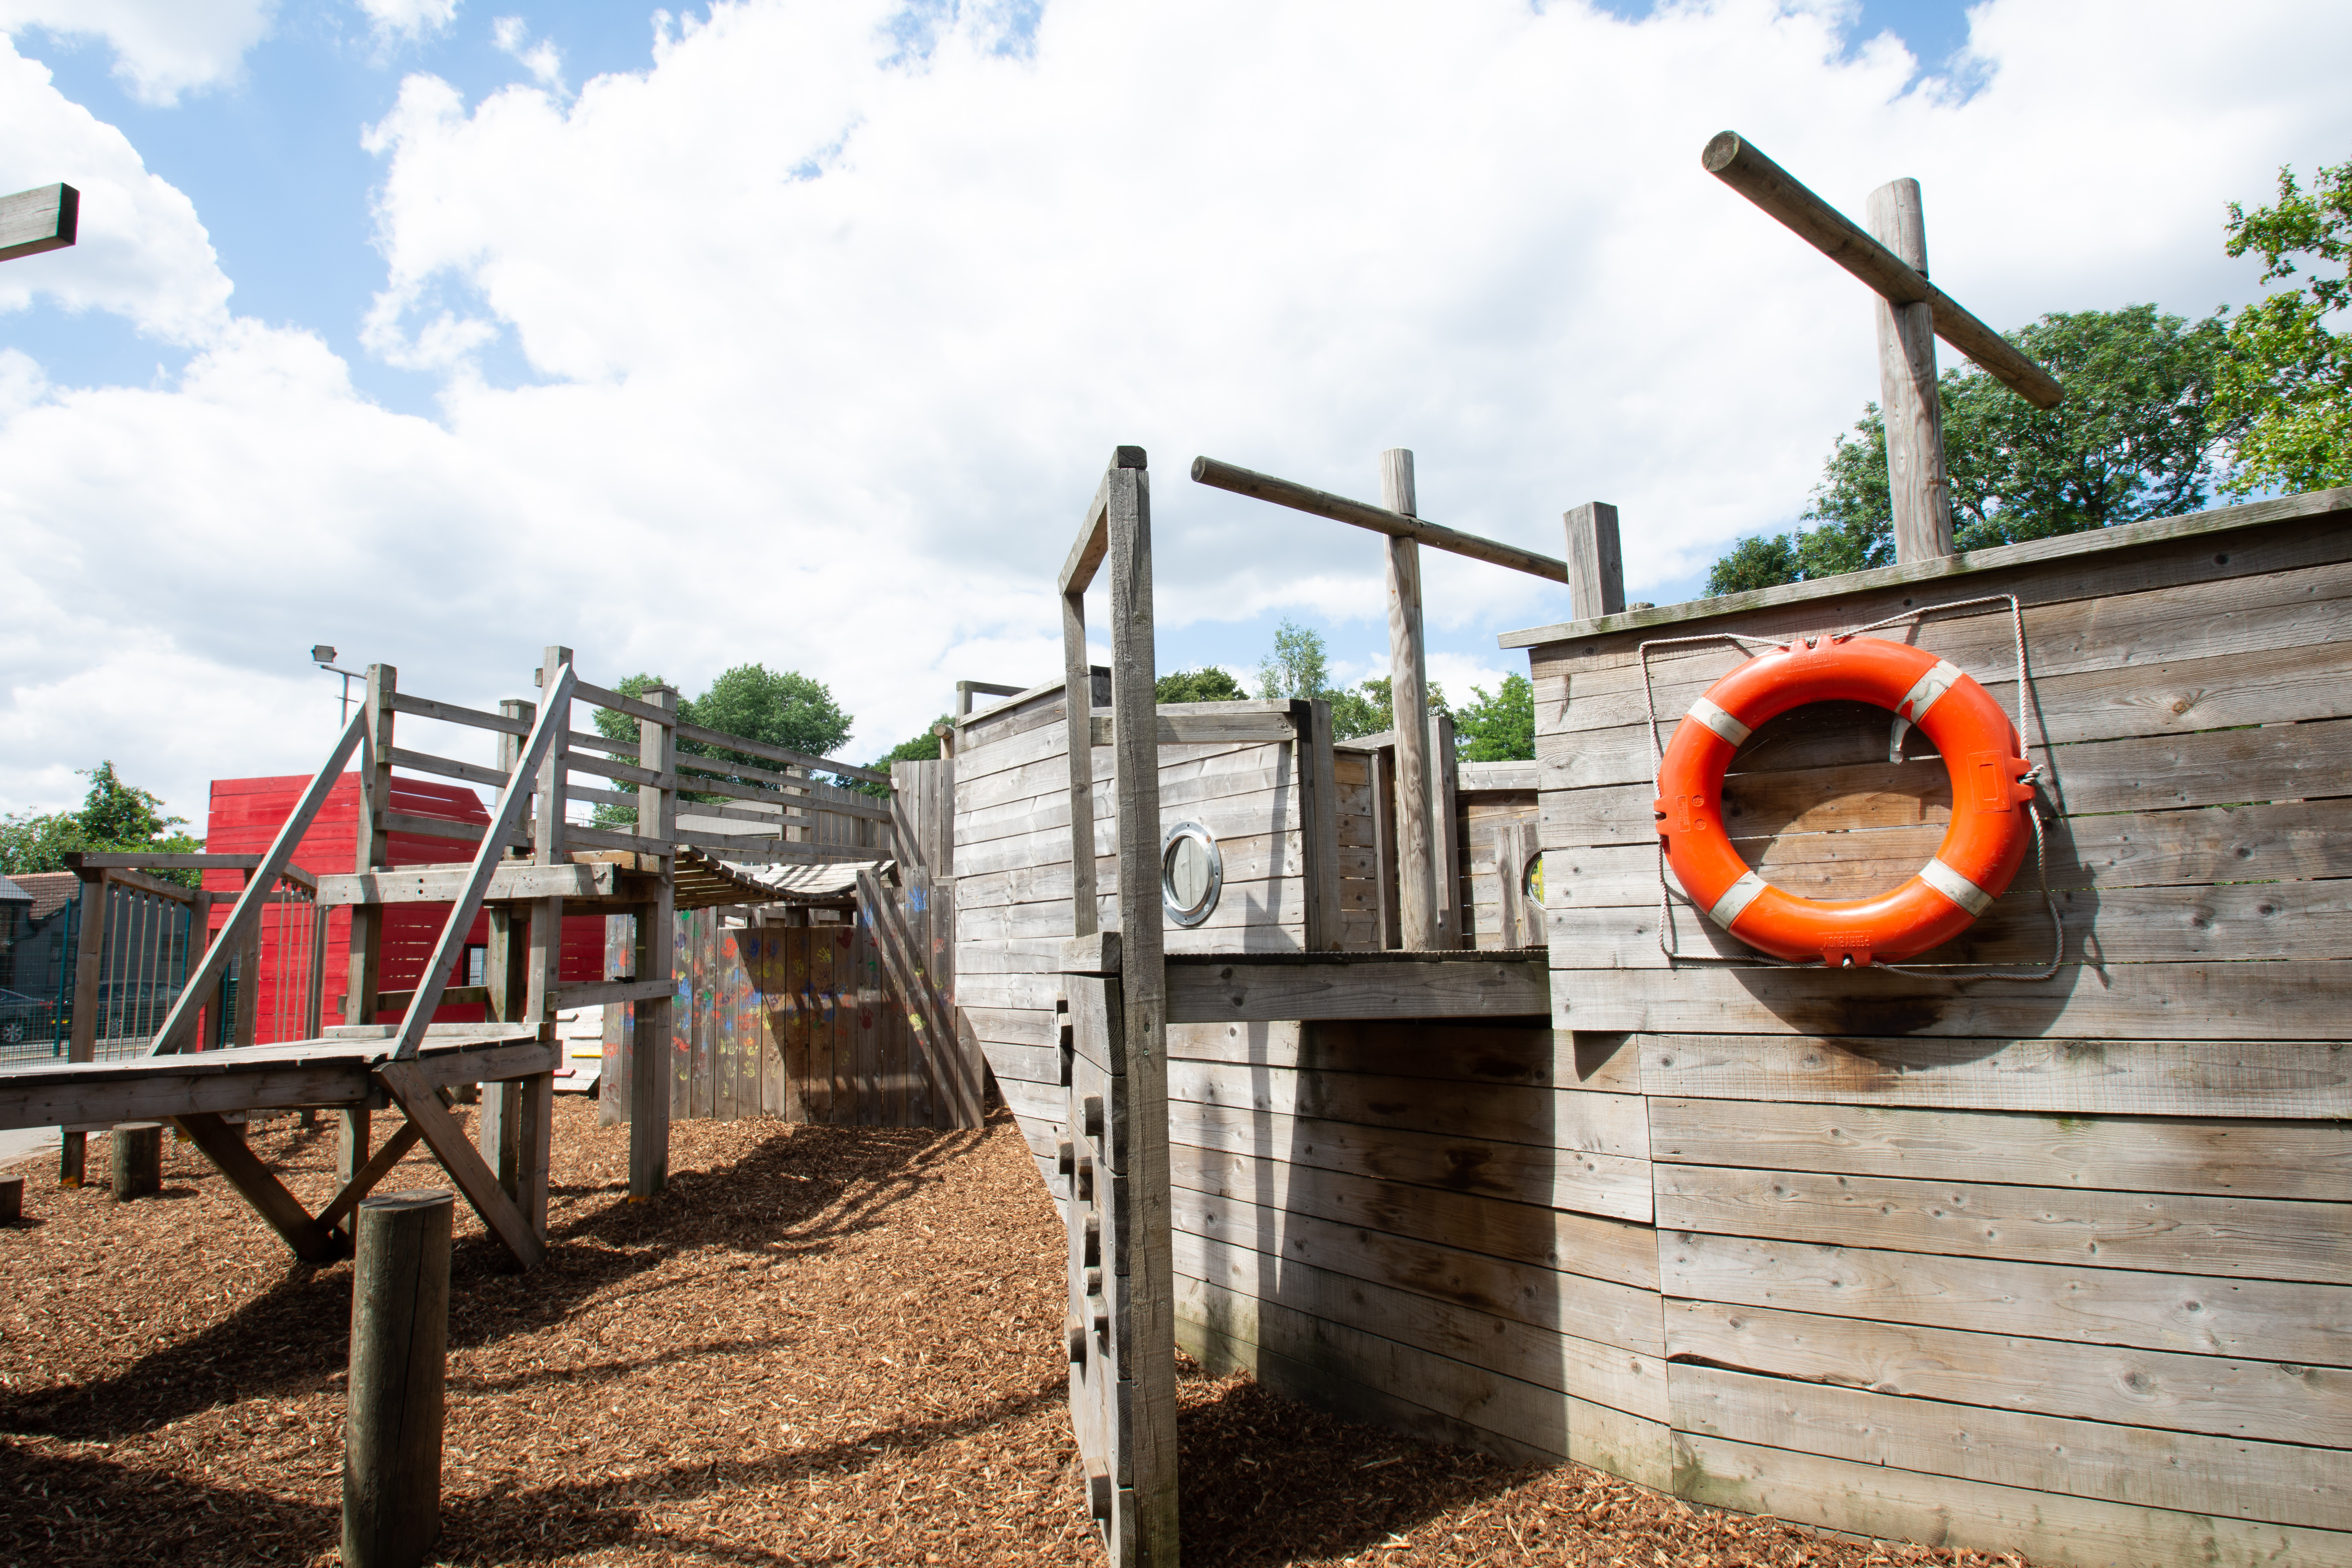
[{"x1": 204, "y1": 774, "x2": 606, "y2": 1039}]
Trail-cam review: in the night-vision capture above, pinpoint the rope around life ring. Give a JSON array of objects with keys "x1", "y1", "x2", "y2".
[{"x1": 1653, "y1": 633, "x2": 2036, "y2": 968}]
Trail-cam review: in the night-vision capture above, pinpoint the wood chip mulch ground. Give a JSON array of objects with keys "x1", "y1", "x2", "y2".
[{"x1": 3, "y1": 1098, "x2": 2022, "y2": 1567}]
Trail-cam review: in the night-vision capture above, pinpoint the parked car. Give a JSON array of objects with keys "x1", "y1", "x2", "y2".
[{"x1": 0, "y1": 988, "x2": 60, "y2": 1048}]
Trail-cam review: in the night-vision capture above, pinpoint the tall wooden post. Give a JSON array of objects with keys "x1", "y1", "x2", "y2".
[
  {"x1": 1563, "y1": 503, "x2": 1626, "y2": 620},
  {"x1": 630, "y1": 682, "x2": 676, "y2": 1198},
  {"x1": 343, "y1": 1189, "x2": 452, "y2": 1568},
  {"x1": 1868, "y1": 178, "x2": 1954, "y2": 563},
  {"x1": 341, "y1": 664, "x2": 397, "y2": 1189},
  {"x1": 1382, "y1": 448, "x2": 1439, "y2": 949},
  {"x1": 478, "y1": 699, "x2": 534, "y2": 1194},
  {"x1": 60, "y1": 869, "x2": 105, "y2": 1184}
]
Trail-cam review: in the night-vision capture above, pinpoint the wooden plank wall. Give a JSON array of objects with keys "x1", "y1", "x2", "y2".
[
  {"x1": 1457, "y1": 761, "x2": 1540, "y2": 951},
  {"x1": 1495, "y1": 494, "x2": 2352, "y2": 1565},
  {"x1": 1329, "y1": 748, "x2": 1382, "y2": 951},
  {"x1": 601, "y1": 912, "x2": 953, "y2": 1129},
  {"x1": 954, "y1": 683, "x2": 1356, "y2": 1183}
]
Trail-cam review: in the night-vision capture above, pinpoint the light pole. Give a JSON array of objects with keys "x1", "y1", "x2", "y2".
[{"x1": 312, "y1": 646, "x2": 365, "y2": 726}]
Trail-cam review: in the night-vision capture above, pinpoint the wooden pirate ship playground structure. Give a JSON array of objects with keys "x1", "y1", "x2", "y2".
[{"x1": 4, "y1": 133, "x2": 2348, "y2": 1568}]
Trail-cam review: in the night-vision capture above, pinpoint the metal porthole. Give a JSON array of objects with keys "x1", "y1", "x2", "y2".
[
  {"x1": 1161, "y1": 820, "x2": 1223, "y2": 928},
  {"x1": 1522, "y1": 851, "x2": 1545, "y2": 909}
]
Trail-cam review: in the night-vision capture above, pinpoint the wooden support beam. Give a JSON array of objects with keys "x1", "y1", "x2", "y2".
[
  {"x1": 0, "y1": 183, "x2": 77, "y2": 263},
  {"x1": 1563, "y1": 502, "x2": 1626, "y2": 619},
  {"x1": 1869, "y1": 176, "x2": 1956, "y2": 562},
  {"x1": 173, "y1": 1110, "x2": 345, "y2": 1262},
  {"x1": 63, "y1": 852, "x2": 318, "y2": 890},
  {"x1": 1700, "y1": 130, "x2": 2062, "y2": 410},
  {"x1": 347, "y1": 664, "x2": 398, "y2": 1026},
  {"x1": 671, "y1": 720, "x2": 888, "y2": 784},
  {"x1": 1383, "y1": 450, "x2": 1440, "y2": 950},
  {"x1": 630, "y1": 683, "x2": 677, "y2": 1200},
  {"x1": 374, "y1": 1059, "x2": 544, "y2": 1269},
  {"x1": 319, "y1": 1120, "x2": 426, "y2": 1235},
  {"x1": 319, "y1": 862, "x2": 614, "y2": 907},
  {"x1": 1192, "y1": 455, "x2": 1571, "y2": 582},
  {"x1": 61, "y1": 869, "x2": 105, "y2": 1184}
]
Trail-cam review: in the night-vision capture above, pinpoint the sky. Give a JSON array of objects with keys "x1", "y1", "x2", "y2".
[{"x1": 2, "y1": 0, "x2": 2347, "y2": 828}]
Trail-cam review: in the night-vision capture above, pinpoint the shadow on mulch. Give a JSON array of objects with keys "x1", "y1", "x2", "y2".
[
  {"x1": 1176, "y1": 1370, "x2": 1525, "y2": 1568},
  {"x1": 0, "y1": 1118, "x2": 987, "y2": 1447}
]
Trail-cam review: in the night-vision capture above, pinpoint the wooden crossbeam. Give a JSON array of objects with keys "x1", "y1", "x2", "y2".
[
  {"x1": 0, "y1": 183, "x2": 77, "y2": 263},
  {"x1": 171, "y1": 1111, "x2": 345, "y2": 1262},
  {"x1": 1190, "y1": 455, "x2": 1571, "y2": 583},
  {"x1": 316, "y1": 1120, "x2": 425, "y2": 1234},
  {"x1": 1700, "y1": 130, "x2": 2063, "y2": 410},
  {"x1": 375, "y1": 1058, "x2": 545, "y2": 1269}
]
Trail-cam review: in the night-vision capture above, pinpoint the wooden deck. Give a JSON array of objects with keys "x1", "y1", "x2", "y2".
[{"x1": 0, "y1": 1027, "x2": 551, "y2": 1134}]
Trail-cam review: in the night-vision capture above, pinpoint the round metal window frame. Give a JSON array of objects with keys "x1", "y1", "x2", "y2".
[
  {"x1": 1160, "y1": 820, "x2": 1223, "y2": 928},
  {"x1": 1521, "y1": 850, "x2": 1545, "y2": 910}
]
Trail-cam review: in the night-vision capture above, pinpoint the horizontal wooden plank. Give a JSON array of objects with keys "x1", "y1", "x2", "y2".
[
  {"x1": 1090, "y1": 712, "x2": 1299, "y2": 747},
  {"x1": 1637, "y1": 1033, "x2": 2352, "y2": 1119},
  {"x1": 1674, "y1": 1360, "x2": 2352, "y2": 1532},
  {"x1": 575, "y1": 677, "x2": 679, "y2": 729},
  {"x1": 1168, "y1": 1096, "x2": 1651, "y2": 1223},
  {"x1": 1662, "y1": 1231, "x2": 2352, "y2": 1365},
  {"x1": 1171, "y1": 1140, "x2": 1658, "y2": 1290},
  {"x1": 1667, "y1": 1296, "x2": 2352, "y2": 1449},
  {"x1": 1178, "y1": 1229, "x2": 1665, "y2": 1420},
  {"x1": 319, "y1": 862, "x2": 616, "y2": 906},
  {"x1": 1177, "y1": 1269, "x2": 1673, "y2": 1484},
  {"x1": 382, "y1": 810, "x2": 526, "y2": 849},
  {"x1": 1162, "y1": 1018, "x2": 1646, "y2": 1096},
  {"x1": 1550, "y1": 960, "x2": 2352, "y2": 1043},
  {"x1": 1657, "y1": 1163, "x2": 2350, "y2": 1284},
  {"x1": 1674, "y1": 1428, "x2": 2352, "y2": 1568},
  {"x1": 1172, "y1": 1181, "x2": 1665, "y2": 1354},
  {"x1": 1502, "y1": 486, "x2": 2352, "y2": 650},
  {"x1": 952, "y1": 831, "x2": 1335, "y2": 911},
  {"x1": 1541, "y1": 717, "x2": 2352, "y2": 848},
  {"x1": 0, "y1": 181, "x2": 76, "y2": 263},
  {"x1": 387, "y1": 746, "x2": 510, "y2": 790},
  {"x1": 1546, "y1": 799, "x2": 2352, "y2": 908},
  {"x1": 554, "y1": 978, "x2": 673, "y2": 1009},
  {"x1": 1166, "y1": 1055, "x2": 1648, "y2": 1160},
  {"x1": 1552, "y1": 877, "x2": 2352, "y2": 969},
  {"x1": 1648, "y1": 1098, "x2": 2352, "y2": 1201},
  {"x1": 570, "y1": 753, "x2": 671, "y2": 789},
  {"x1": 1171, "y1": 955, "x2": 1549, "y2": 1024},
  {"x1": 1458, "y1": 760, "x2": 1542, "y2": 792},
  {"x1": 386, "y1": 690, "x2": 532, "y2": 737},
  {"x1": 563, "y1": 825, "x2": 675, "y2": 857}
]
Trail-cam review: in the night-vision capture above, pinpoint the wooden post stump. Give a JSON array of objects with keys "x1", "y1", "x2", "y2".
[
  {"x1": 0, "y1": 1174, "x2": 22, "y2": 1222},
  {"x1": 344, "y1": 1188, "x2": 453, "y2": 1568},
  {"x1": 110, "y1": 1123, "x2": 162, "y2": 1200}
]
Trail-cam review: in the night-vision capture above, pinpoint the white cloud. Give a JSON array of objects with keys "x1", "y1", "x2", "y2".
[
  {"x1": 0, "y1": 39, "x2": 234, "y2": 342},
  {"x1": 0, "y1": 0, "x2": 275, "y2": 104},
  {"x1": 4, "y1": 0, "x2": 2350, "y2": 824},
  {"x1": 359, "y1": 0, "x2": 458, "y2": 45},
  {"x1": 489, "y1": 15, "x2": 563, "y2": 94}
]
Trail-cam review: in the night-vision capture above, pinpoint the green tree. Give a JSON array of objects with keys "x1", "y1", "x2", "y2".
[
  {"x1": 1, "y1": 762, "x2": 203, "y2": 884},
  {"x1": 1256, "y1": 619, "x2": 1330, "y2": 701},
  {"x1": 1455, "y1": 674, "x2": 1535, "y2": 762},
  {"x1": 1707, "y1": 305, "x2": 2242, "y2": 595},
  {"x1": 1155, "y1": 666, "x2": 1245, "y2": 703},
  {"x1": 2218, "y1": 157, "x2": 2352, "y2": 496},
  {"x1": 590, "y1": 666, "x2": 858, "y2": 824}
]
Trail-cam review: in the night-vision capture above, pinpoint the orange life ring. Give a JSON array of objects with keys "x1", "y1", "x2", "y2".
[{"x1": 1655, "y1": 636, "x2": 2035, "y2": 967}]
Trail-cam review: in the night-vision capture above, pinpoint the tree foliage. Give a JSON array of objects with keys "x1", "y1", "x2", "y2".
[
  {"x1": 0, "y1": 763, "x2": 205, "y2": 885},
  {"x1": 591, "y1": 665, "x2": 857, "y2": 822},
  {"x1": 1154, "y1": 667, "x2": 1246, "y2": 703},
  {"x1": 852, "y1": 714, "x2": 954, "y2": 798},
  {"x1": 1455, "y1": 673, "x2": 1535, "y2": 762},
  {"x1": 2218, "y1": 157, "x2": 2352, "y2": 495},
  {"x1": 1248, "y1": 619, "x2": 1444, "y2": 740},
  {"x1": 1706, "y1": 305, "x2": 2243, "y2": 595}
]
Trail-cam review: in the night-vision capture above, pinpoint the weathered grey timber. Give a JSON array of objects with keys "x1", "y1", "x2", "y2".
[
  {"x1": 1190, "y1": 455, "x2": 1570, "y2": 582},
  {"x1": 109, "y1": 1123, "x2": 160, "y2": 1200},
  {"x1": 343, "y1": 1189, "x2": 452, "y2": 1568},
  {"x1": 1700, "y1": 131, "x2": 2061, "y2": 409},
  {"x1": 0, "y1": 183, "x2": 76, "y2": 263},
  {"x1": 1563, "y1": 502, "x2": 1625, "y2": 620},
  {"x1": 1384, "y1": 450, "x2": 1440, "y2": 950},
  {"x1": 1867, "y1": 177, "x2": 1953, "y2": 561}
]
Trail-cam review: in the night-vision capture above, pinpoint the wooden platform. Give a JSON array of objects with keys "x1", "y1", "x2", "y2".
[{"x1": 0, "y1": 1027, "x2": 552, "y2": 1133}]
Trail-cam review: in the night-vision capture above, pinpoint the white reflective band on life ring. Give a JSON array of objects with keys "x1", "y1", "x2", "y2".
[
  {"x1": 1707, "y1": 869, "x2": 1769, "y2": 930},
  {"x1": 1897, "y1": 659, "x2": 1967, "y2": 723},
  {"x1": 1920, "y1": 856, "x2": 1994, "y2": 917},
  {"x1": 1687, "y1": 698, "x2": 1752, "y2": 747}
]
